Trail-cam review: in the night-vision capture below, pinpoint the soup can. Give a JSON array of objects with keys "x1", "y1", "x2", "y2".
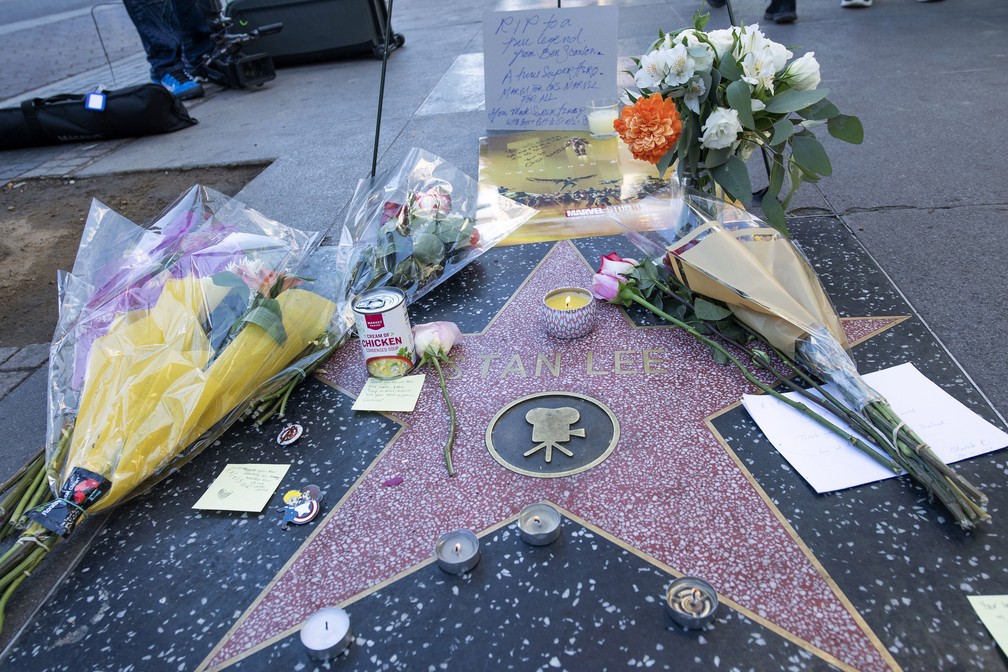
[{"x1": 351, "y1": 287, "x2": 416, "y2": 378}]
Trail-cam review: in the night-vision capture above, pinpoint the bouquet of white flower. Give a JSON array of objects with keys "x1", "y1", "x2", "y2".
[{"x1": 616, "y1": 12, "x2": 863, "y2": 233}]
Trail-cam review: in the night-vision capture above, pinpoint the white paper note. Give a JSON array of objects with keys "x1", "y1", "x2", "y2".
[{"x1": 742, "y1": 363, "x2": 1008, "y2": 493}]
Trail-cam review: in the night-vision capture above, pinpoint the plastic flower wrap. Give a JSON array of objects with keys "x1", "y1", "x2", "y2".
[
  {"x1": 37, "y1": 186, "x2": 337, "y2": 535},
  {"x1": 607, "y1": 184, "x2": 988, "y2": 528},
  {"x1": 336, "y1": 147, "x2": 536, "y2": 320}
]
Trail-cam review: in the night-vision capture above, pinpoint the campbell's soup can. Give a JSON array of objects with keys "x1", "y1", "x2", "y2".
[{"x1": 352, "y1": 287, "x2": 416, "y2": 378}]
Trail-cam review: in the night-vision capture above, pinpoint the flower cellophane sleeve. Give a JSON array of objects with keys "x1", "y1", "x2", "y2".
[
  {"x1": 335, "y1": 148, "x2": 535, "y2": 326},
  {"x1": 38, "y1": 187, "x2": 338, "y2": 536},
  {"x1": 615, "y1": 184, "x2": 882, "y2": 411}
]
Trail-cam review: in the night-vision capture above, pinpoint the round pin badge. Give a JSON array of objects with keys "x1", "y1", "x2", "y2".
[{"x1": 277, "y1": 423, "x2": 304, "y2": 445}]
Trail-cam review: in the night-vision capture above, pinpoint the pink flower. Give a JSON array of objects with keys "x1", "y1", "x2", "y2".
[
  {"x1": 413, "y1": 321, "x2": 462, "y2": 358},
  {"x1": 410, "y1": 187, "x2": 452, "y2": 220},
  {"x1": 591, "y1": 272, "x2": 622, "y2": 301},
  {"x1": 598, "y1": 252, "x2": 638, "y2": 277}
]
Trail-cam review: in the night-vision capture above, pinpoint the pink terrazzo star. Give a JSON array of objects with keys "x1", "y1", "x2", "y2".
[{"x1": 205, "y1": 241, "x2": 904, "y2": 671}]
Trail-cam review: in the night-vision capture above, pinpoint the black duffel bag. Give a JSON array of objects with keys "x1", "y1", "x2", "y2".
[{"x1": 0, "y1": 83, "x2": 198, "y2": 151}]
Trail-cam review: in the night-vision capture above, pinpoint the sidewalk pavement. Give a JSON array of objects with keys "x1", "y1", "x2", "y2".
[{"x1": 1, "y1": 0, "x2": 1006, "y2": 448}]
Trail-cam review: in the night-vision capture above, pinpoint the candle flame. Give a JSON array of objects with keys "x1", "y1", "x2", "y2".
[
  {"x1": 565, "y1": 296, "x2": 571, "y2": 309},
  {"x1": 692, "y1": 588, "x2": 702, "y2": 600},
  {"x1": 533, "y1": 515, "x2": 541, "y2": 526},
  {"x1": 454, "y1": 542, "x2": 461, "y2": 554}
]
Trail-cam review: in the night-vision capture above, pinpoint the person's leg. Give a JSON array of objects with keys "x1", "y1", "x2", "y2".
[
  {"x1": 122, "y1": 0, "x2": 184, "y2": 82},
  {"x1": 171, "y1": 0, "x2": 214, "y2": 70},
  {"x1": 764, "y1": 0, "x2": 797, "y2": 22}
]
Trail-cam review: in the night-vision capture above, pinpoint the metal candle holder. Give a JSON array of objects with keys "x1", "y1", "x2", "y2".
[
  {"x1": 664, "y1": 576, "x2": 719, "y2": 629},
  {"x1": 517, "y1": 502, "x2": 562, "y2": 546}
]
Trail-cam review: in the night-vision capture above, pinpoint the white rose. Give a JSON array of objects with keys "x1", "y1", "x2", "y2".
[
  {"x1": 785, "y1": 52, "x2": 821, "y2": 90},
  {"x1": 705, "y1": 28, "x2": 736, "y2": 60},
  {"x1": 700, "y1": 107, "x2": 743, "y2": 150}
]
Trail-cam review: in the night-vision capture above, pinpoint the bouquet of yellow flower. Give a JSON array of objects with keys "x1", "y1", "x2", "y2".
[
  {"x1": 616, "y1": 12, "x2": 863, "y2": 233},
  {"x1": 0, "y1": 186, "x2": 337, "y2": 629}
]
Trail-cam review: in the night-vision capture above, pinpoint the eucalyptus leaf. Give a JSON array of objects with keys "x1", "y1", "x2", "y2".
[
  {"x1": 726, "y1": 80, "x2": 754, "y2": 129},
  {"x1": 828, "y1": 114, "x2": 864, "y2": 144},
  {"x1": 769, "y1": 119, "x2": 794, "y2": 147},
  {"x1": 702, "y1": 146, "x2": 730, "y2": 169},
  {"x1": 657, "y1": 148, "x2": 676, "y2": 178},
  {"x1": 799, "y1": 98, "x2": 840, "y2": 120},
  {"x1": 711, "y1": 156, "x2": 753, "y2": 206},
  {"x1": 790, "y1": 135, "x2": 833, "y2": 177},
  {"x1": 759, "y1": 191, "x2": 788, "y2": 235},
  {"x1": 717, "y1": 55, "x2": 743, "y2": 83},
  {"x1": 765, "y1": 88, "x2": 829, "y2": 114}
]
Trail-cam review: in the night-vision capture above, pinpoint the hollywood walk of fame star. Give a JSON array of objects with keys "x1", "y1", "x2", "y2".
[{"x1": 205, "y1": 241, "x2": 905, "y2": 671}]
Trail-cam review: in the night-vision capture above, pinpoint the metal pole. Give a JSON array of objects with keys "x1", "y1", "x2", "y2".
[{"x1": 371, "y1": 0, "x2": 395, "y2": 177}]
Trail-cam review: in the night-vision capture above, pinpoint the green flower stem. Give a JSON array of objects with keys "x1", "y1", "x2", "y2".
[
  {"x1": 625, "y1": 291, "x2": 900, "y2": 473},
  {"x1": 430, "y1": 356, "x2": 457, "y2": 477},
  {"x1": 647, "y1": 275, "x2": 987, "y2": 527}
]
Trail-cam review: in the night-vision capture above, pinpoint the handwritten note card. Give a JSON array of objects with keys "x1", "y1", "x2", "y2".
[
  {"x1": 968, "y1": 595, "x2": 1008, "y2": 653},
  {"x1": 483, "y1": 6, "x2": 618, "y2": 131},
  {"x1": 352, "y1": 375, "x2": 426, "y2": 413},
  {"x1": 192, "y1": 463, "x2": 290, "y2": 512},
  {"x1": 742, "y1": 362, "x2": 1008, "y2": 493}
]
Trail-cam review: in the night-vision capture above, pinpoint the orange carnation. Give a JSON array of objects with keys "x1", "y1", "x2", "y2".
[{"x1": 614, "y1": 93, "x2": 683, "y2": 165}]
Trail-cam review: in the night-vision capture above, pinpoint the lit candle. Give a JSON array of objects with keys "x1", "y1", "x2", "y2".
[
  {"x1": 517, "y1": 503, "x2": 562, "y2": 546},
  {"x1": 434, "y1": 529, "x2": 481, "y2": 575},
  {"x1": 300, "y1": 606, "x2": 352, "y2": 661},
  {"x1": 586, "y1": 99, "x2": 619, "y2": 138},
  {"x1": 542, "y1": 287, "x2": 596, "y2": 339},
  {"x1": 664, "y1": 577, "x2": 719, "y2": 629},
  {"x1": 544, "y1": 290, "x2": 591, "y2": 310}
]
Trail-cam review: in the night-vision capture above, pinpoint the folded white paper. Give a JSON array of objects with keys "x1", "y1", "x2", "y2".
[{"x1": 742, "y1": 362, "x2": 1008, "y2": 493}]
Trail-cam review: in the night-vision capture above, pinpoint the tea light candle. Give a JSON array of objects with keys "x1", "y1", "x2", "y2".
[
  {"x1": 300, "y1": 606, "x2": 352, "y2": 661},
  {"x1": 541, "y1": 287, "x2": 596, "y2": 339},
  {"x1": 664, "y1": 577, "x2": 719, "y2": 629},
  {"x1": 517, "y1": 503, "x2": 562, "y2": 546},
  {"x1": 435, "y1": 529, "x2": 481, "y2": 574},
  {"x1": 586, "y1": 99, "x2": 619, "y2": 138}
]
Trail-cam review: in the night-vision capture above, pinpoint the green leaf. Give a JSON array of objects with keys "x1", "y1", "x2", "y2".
[
  {"x1": 799, "y1": 98, "x2": 840, "y2": 120},
  {"x1": 711, "y1": 156, "x2": 752, "y2": 206},
  {"x1": 717, "y1": 55, "x2": 743, "y2": 83},
  {"x1": 760, "y1": 190, "x2": 788, "y2": 235},
  {"x1": 694, "y1": 296, "x2": 732, "y2": 321},
  {"x1": 694, "y1": 10, "x2": 710, "y2": 31},
  {"x1": 769, "y1": 119, "x2": 793, "y2": 147},
  {"x1": 210, "y1": 271, "x2": 248, "y2": 289},
  {"x1": 790, "y1": 135, "x2": 833, "y2": 177},
  {"x1": 702, "y1": 146, "x2": 731, "y2": 169},
  {"x1": 711, "y1": 347, "x2": 731, "y2": 366},
  {"x1": 412, "y1": 231, "x2": 445, "y2": 265},
  {"x1": 243, "y1": 298, "x2": 287, "y2": 345},
  {"x1": 827, "y1": 114, "x2": 864, "y2": 144},
  {"x1": 657, "y1": 148, "x2": 676, "y2": 178},
  {"x1": 765, "y1": 88, "x2": 829, "y2": 114},
  {"x1": 726, "y1": 79, "x2": 754, "y2": 129}
]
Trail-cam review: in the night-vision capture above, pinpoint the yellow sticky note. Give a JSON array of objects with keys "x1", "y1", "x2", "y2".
[
  {"x1": 192, "y1": 464, "x2": 291, "y2": 512},
  {"x1": 352, "y1": 375, "x2": 426, "y2": 412},
  {"x1": 968, "y1": 595, "x2": 1008, "y2": 652}
]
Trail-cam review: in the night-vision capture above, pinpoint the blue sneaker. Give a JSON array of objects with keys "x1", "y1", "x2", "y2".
[{"x1": 159, "y1": 69, "x2": 204, "y2": 100}]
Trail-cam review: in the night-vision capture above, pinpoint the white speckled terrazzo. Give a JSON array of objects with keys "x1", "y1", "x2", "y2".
[{"x1": 211, "y1": 241, "x2": 899, "y2": 670}]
